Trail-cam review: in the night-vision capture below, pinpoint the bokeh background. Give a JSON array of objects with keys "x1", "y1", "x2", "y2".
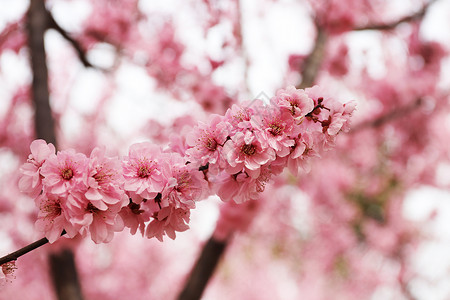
[{"x1": 1, "y1": 0, "x2": 450, "y2": 299}]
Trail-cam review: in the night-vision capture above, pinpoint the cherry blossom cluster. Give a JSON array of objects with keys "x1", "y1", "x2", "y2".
[{"x1": 19, "y1": 86, "x2": 355, "y2": 244}]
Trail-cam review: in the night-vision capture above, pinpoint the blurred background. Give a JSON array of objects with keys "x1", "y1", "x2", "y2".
[{"x1": 1, "y1": 0, "x2": 450, "y2": 299}]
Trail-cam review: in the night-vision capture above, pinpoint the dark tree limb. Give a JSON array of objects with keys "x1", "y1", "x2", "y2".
[
  {"x1": 27, "y1": 1, "x2": 83, "y2": 299},
  {"x1": 177, "y1": 237, "x2": 227, "y2": 300},
  {"x1": 0, "y1": 231, "x2": 67, "y2": 266},
  {"x1": 49, "y1": 249, "x2": 84, "y2": 300},
  {"x1": 353, "y1": 0, "x2": 437, "y2": 31},
  {"x1": 27, "y1": 0, "x2": 56, "y2": 146},
  {"x1": 296, "y1": 26, "x2": 327, "y2": 89},
  {"x1": 45, "y1": 9, "x2": 94, "y2": 69}
]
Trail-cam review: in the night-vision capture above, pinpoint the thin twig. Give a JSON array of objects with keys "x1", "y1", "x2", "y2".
[
  {"x1": 45, "y1": 10, "x2": 92, "y2": 68},
  {"x1": 28, "y1": 0, "x2": 57, "y2": 146},
  {"x1": 354, "y1": 0, "x2": 437, "y2": 31},
  {"x1": 45, "y1": 8, "x2": 99, "y2": 69},
  {"x1": 0, "y1": 231, "x2": 66, "y2": 265}
]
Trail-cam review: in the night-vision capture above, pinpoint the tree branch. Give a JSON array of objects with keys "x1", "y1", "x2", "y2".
[
  {"x1": 177, "y1": 237, "x2": 227, "y2": 300},
  {"x1": 27, "y1": 0, "x2": 57, "y2": 146},
  {"x1": 353, "y1": 0, "x2": 437, "y2": 31},
  {"x1": 45, "y1": 9, "x2": 94, "y2": 69},
  {"x1": 296, "y1": 26, "x2": 327, "y2": 89},
  {"x1": 27, "y1": 2, "x2": 84, "y2": 299},
  {"x1": 0, "y1": 231, "x2": 66, "y2": 266},
  {"x1": 349, "y1": 98, "x2": 423, "y2": 133},
  {"x1": 49, "y1": 249, "x2": 84, "y2": 300}
]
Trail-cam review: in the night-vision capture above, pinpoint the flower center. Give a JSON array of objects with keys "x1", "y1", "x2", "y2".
[
  {"x1": 176, "y1": 171, "x2": 191, "y2": 191},
  {"x1": 137, "y1": 163, "x2": 153, "y2": 178},
  {"x1": 241, "y1": 144, "x2": 256, "y2": 156},
  {"x1": 42, "y1": 200, "x2": 62, "y2": 219},
  {"x1": 61, "y1": 168, "x2": 73, "y2": 180},
  {"x1": 205, "y1": 138, "x2": 218, "y2": 151},
  {"x1": 93, "y1": 167, "x2": 113, "y2": 185},
  {"x1": 269, "y1": 122, "x2": 284, "y2": 136}
]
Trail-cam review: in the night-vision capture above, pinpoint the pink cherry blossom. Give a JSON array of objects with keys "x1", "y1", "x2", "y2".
[
  {"x1": 18, "y1": 139, "x2": 56, "y2": 197},
  {"x1": 145, "y1": 206, "x2": 190, "y2": 241},
  {"x1": 222, "y1": 130, "x2": 276, "y2": 178},
  {"x1": 40, "y1": 149, "x2": 89, "y2": 196},
  {"x1": 185, "y1": 114, "x2": 230, "y2": 172},
  {"x1": 85, "y1": 147, "x2": 128, "y2": 210},
  {"x1": 34, "y1": 194, "x2": 79, "y2": 243},
  {"x1": 251, "y1": 109, "x2": 297, "y2": 157},
  {"x1": 119, "y1": 200, "x2": 153, "y2": 236},
  {"x1": 214, "y1": 166, "x2": 273, "y2": 204},
  {"x1": 272, "y1": 85, "x2": 314, "y2": 118},
  {"x1": 69, "y1": 194, "x2": 125, "y2": 244},
  {"x1": 223, "y1": 99, "x2": 266, "y2": 132},
  {"x1": 160, "y1": 153, "x2": 209, "y2": 210},
  {"x1": 122, "y1": 142, "x2": 166, "y2": 202},
  {"x1": 287, "y1": 133, "x2": 320, "y2": 175}
]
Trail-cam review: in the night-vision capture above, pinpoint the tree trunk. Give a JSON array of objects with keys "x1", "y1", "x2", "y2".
[{"x1": 27, "y1": 1, "x2": 83, "y2": 299}]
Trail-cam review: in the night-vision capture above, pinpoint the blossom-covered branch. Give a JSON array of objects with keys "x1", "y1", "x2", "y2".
[{"x1": 1, "y1": 85, "x2": 355, "y2": 267}]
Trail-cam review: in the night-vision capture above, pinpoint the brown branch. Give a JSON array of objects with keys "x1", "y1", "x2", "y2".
[
  {"x1": 44, "y1": 9, "x2": 95, "y2": 69},
  {"x1": 0, "y1": 231, "x2": 66, "y2": 265},
  {"x1": 296, "y1": 26, "x2": 327, "y2": 89},
  {"x1": 177, "y1": 237, "x2": 227, "y2": 300},
  {"x1": 27, "y1": 2, "x2": 84, "y2": 299},
  {"x1": 49, "y1": 249, "x2": 84, "y2": 300},
  {"x1": 27, "y1": 0, "x2": 57, "y2": 146},
  {"x1": 354, "y1": 0, "x2": 437, "y2": 31},
  {"x1": 349, "y1": 98, "x2": 422, "y2": 133},
  {"x1": 1, "y1": 237, "x2": 49, "y2": 265},
  {"x1": 45, "y1": 7, "x2": 113, "y2": 71}
]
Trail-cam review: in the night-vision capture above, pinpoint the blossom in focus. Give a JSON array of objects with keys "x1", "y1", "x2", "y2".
[
  {"x1": 145, "y1": 206, "x2": 190, "y2": 241},
  {"x1": 35, "y1": 194, "x2": 80, "y2": 243},
  {"x1": 40, "y1": 149, "x2": 88, "y2": 195},
  {"x1": 186, "y1": 114, "x2": 230, "y2": 173},
  {"x1": 18, "y1": 139, "x2": 56, "y2": 197},
  {"x1": 272, "y1": 85, "x2": 314, "y2": 118},
  {"x1": 122, "y1": 142, "x2": 166, "y2": 202},
  {"x1": 85, "y1": 147, "x2": 128, "y2": 210},
  {"x1": 223, "y1": 130, "x2": 276, "y2": 178},
  {"x1": 160, "y1": 153, "x2": 208, "y2": 210}
]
